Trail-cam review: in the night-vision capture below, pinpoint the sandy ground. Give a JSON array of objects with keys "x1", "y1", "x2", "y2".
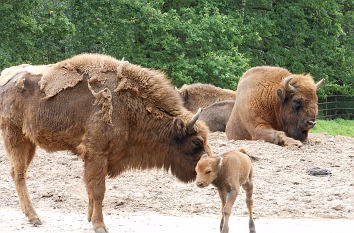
[
  {"x1": 1, "y1": 209, "x2": 354, "y2": 233},
  {"x1": 0, "y1": 132, "x2": 353, "y2": 233}
]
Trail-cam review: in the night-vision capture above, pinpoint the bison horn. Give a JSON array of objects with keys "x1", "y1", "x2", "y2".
[
  {"x1": 315, "y1": 79, "x2": 325, "y2": 90},
  {"x1": 284, "y1": 76, "x2": 296, "y2": 92},
  {"x1": 186, "y1": 108, "x2": 202, "y2": 133},
  {"x1": 175, "y1": 87, "x2": 182, "y2": 94}
]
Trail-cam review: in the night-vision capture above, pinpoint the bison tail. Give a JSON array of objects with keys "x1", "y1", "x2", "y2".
[{"x1": 239, "y1": 148, "x2": 259, "y2": 162}]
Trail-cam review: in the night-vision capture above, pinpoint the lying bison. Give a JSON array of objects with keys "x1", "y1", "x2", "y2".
[
  {"x1": 226, "y1": 66, "x2": 324, "y2": 146},
  {"x1": 0, "y1": 53, "x2": 212, "y2": 233},
  {"x1": 178, "y1": 83, "x2": 236, "y2": 113},
  {"x1": 199, "y1": 100, "x2": 234, "y2": 132}
]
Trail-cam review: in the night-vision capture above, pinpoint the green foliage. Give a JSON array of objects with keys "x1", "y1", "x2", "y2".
[
  {"x1": 67, "y1": 0, "x2": 248, "y2": 89},
  {"x1": 0, "y1": 1, "x2": 75, "y2": 67},
  {"x1": 312, "y1": 119, "x2": 354, "y2": 137},
  {"x1": 0, "y1": 0, "x2": 352, "y2": 95}
]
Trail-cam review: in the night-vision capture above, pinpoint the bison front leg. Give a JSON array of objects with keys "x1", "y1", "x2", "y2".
[
  {"x1": 84, "y1": 155, "x2": 109, "y2": 233},
  {"x1": 2, "y1": 126, "x2": 41, "y2": 226},
  {"x1": 253, "y1": 125, "x2": 302, "y2": 147}
]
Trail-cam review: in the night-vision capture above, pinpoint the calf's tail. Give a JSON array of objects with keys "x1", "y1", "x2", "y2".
[{"x1": 238, "y1": 148, "x2": 259, "y2": 162}]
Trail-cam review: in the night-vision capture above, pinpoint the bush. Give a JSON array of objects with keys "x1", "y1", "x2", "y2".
[{"x1": 0, "y1": 0, "x2": 352, "y2": 96}]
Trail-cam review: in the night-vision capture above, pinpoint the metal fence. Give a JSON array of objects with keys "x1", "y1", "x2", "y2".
[{"x1": 318, "y1": 95, "x2": 354, "y2": 119}]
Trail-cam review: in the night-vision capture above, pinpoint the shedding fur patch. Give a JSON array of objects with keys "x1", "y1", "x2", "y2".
[
  {"x1": 15, "y1": 75, "x2": 25, "y2": 90},
  {"x1": 38, "y1": 54, "x2": 129, "y2": 98},
  {"x1": 88, "y1": 82, "x2": 113, "y2": 125},
  {"x1": 39, "y1": 63, "x2": 84, "y2": 98}
]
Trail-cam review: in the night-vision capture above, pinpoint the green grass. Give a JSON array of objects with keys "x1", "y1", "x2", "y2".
[{"x1": 311, "y1": 119, "x2": 354, "y2": 137}]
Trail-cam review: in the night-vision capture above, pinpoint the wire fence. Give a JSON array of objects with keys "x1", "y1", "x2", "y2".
[{"x1": 318, "y1": 95, "x2": 354, "y2": 120}]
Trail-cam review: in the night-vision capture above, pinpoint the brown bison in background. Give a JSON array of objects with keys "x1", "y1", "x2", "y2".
[
  {"x1": 199, "y1": 100, "x2": 234, "y2": 132},
  {"x1": 178, "y1": 83, "x2": 236, "y2": 113},
  {"x1": 0, "y1": 53, "x2": 212, "y2": 233},
  {"x1": 226, "y1": 66, "x2": 324, "y2": 147}
]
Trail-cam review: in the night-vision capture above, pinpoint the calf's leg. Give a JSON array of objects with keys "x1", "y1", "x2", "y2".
[
  {"x1": 220, "y1": 187, "x2": 239, "y2": 233},
  {"x1": 2, "y1": 125, "x2": 40, "y2": 225},
  {"x1": 243, "y1": 176, "x2": 256, "y2": 233},
  {"x1": 84, "y1": 154, "x2": 108, "y2": 233},
  {"x1": 217, "y1": 189, "x2": 226, "y2": 232}
]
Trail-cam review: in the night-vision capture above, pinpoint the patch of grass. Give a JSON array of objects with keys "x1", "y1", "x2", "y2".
[{"x1": 311, "y1": 119, "x2": 354, "y2": 137}]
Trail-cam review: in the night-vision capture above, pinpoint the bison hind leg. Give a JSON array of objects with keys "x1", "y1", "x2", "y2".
[{"x1": 2, "y1": 125, "x2": 41, "y2": 225}]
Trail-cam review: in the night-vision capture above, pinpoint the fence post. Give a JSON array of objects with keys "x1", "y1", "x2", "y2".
[
  {"x1": 335, "y1": 95, "x2": 337, "y2": 118},
  {"x1": 325, "y1": 96, "x2": 328, "y2": 119}
]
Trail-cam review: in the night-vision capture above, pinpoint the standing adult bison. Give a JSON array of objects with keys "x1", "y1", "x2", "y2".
[
  {"x1": 226, "y1": 66, "x2": 324, "y2": 146},
  {"x1": 178, "y1": 83, "x2": 236, "y2": 113},
  {"x1": 0, "y1": 53, "x2": 212, "y2": 233}
]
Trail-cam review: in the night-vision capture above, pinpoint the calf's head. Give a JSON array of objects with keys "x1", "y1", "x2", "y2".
[
  {"x1": 195, "y1": 154, "x2": 220, "y2": 188},
  {"x1": 277, "y1": 75, "x2": 324, "y2": 141}
]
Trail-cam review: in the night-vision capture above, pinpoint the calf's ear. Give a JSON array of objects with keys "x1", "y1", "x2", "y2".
[
  {"x1": 174, "y1": 118, "x2": 187, "y2": 141},
  {"x1": 277, "y1": 88, "x2": 285, "y2": 102}
]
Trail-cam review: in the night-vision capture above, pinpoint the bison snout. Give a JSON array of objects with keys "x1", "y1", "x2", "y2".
[{"x1": 306, "y1": 120, "x2": 317, "y2": 129}]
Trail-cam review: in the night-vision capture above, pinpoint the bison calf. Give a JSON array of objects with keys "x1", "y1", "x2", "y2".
[{"x1": 196, "y1": 149, "x2": 256, "y2": 233}]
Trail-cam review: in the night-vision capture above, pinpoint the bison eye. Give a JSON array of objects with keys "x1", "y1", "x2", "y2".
[
  {"x1": 192, "y1": 138, "x2": 203, "y2": 147},
  {"x1": 292, "y1": 99, "x2": 302, "y2": 111},
  {"x1": 205, "y1": 170, "x2": 211, "y2": 175}
]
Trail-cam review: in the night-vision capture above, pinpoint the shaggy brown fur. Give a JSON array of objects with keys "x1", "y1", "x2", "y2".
[
  {"x1": 226, "y1": 66, "x2": 324, "y2": 147},
  {"x1": 178, "y1": 83, "x2": 236, "y2": 113},
  {"x1": 196, "y1": 149, "x2": 256, "y2": 233},
  {"x1": 0, "y1": 53, "x2": 212, "y2": 233},
  {"x1": 199, "y1": 100, "x2": 234, "y2": 132}
]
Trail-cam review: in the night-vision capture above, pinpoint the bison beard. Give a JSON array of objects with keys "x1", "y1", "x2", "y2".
[
  {"x1": 0, "y1": 53, "x2": 211, "y2": 233},
  {"x1": 282, "y1": 113, "x2": 310, "y2": 142}
]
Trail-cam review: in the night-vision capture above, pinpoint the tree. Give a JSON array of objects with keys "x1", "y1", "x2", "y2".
[{"x1": 0, "y1": 0, "x2": 74, "y2": 70}]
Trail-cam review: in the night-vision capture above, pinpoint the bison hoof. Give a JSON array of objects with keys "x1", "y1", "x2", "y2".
[
  {"x1": 95, "y1": 227, "x2": 108, "y2": 233},
  {"x1": 30, "y1": 219, "x2": 42, "y2": 226},
  {"x1": 221, "y1": 226, "x2": 229, "y2": 233},
  {"x1": 284, "y1": 139, "x2": 302, "y2": 147}
]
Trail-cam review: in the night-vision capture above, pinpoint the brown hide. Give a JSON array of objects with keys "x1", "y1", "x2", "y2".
[
  {"x1": 178, "y1": 83, "x2": 236, "y2": 113},
  {"x1": 199, "y1": 100, "x2": 234, "y2": 132},
  {"x1": 0, "y1": 53, "x2": 212, "y2": 231},
  {"x1": 226, "y1": 66, "x2": 323, "y2": 146}
]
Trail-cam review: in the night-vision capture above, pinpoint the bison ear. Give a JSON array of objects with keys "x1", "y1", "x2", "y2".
[
  {"x1": 181, "y1": 90, "x2": 188, "y2": 101},
  {"x1": 277, "y1": 88, "x2": 285, "y2": 102},
  {"x1": 173, "y1": 118, "x2": 187, "y2": 141}
]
